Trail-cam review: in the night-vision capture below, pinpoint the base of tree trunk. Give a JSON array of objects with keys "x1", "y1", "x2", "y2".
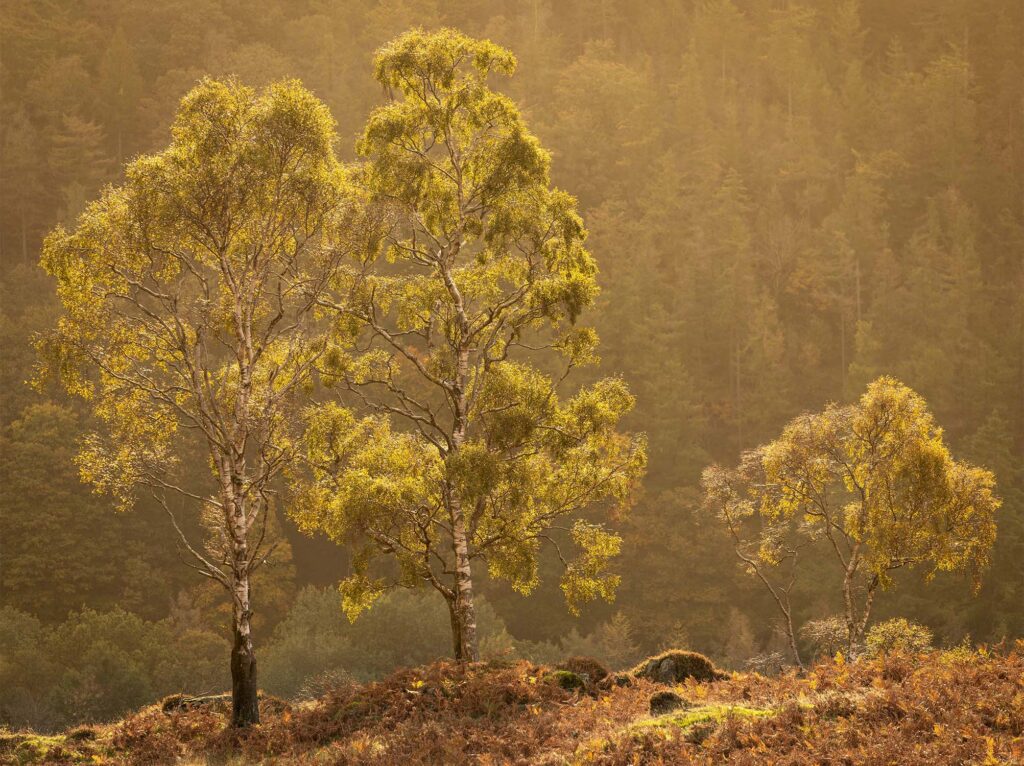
[{"x1": 230, "y1": 630, "x2": 260, "y2": 727}]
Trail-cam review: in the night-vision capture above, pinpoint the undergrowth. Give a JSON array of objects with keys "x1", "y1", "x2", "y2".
[{"x1": 3, "y1": 646, "x2": 1024, "y2": 765}]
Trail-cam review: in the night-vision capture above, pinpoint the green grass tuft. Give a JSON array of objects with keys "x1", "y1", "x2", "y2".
[{"x1": 631, "y1": 703, "x2": 773, "y2": 734}]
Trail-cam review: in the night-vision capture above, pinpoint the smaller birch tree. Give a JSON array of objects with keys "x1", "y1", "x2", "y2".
[
  {"x1": 703, "y1": 376, "x2": 999, "y2": 658},
  {"x1": 37, "y1": 78, "x2": 357, "y2": 726},
  {"x1": 291, "y1": 29, "x2": 646, "y2": 662}
]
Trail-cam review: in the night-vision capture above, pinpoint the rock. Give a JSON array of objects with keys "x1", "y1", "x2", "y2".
[
  {"x1": 161, "y1": 692, "x2": 231, "y2": 713},
  {"x1": 557, "y1": 656, "x2": 610, "y2": 685},
  {"x1": 632, "y1": 650, "x2": 728, "y2": 685},
  {"x1": 543, "y1": 670, "x2": 586, "y2": 691},
  {"x1": 649, "y1": 690, "x2": 689, "y2": 716}
]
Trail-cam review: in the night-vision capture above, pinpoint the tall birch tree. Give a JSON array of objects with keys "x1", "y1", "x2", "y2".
[
  {"x1": 292, "y1": 29, "x2": 646, "y2": 662},
  {"x1": 37, "y1": 78, "x2": 356, "y2": 726}
]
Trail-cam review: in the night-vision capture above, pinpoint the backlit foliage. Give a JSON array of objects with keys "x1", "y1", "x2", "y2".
[
  {"x1": 291, "y1": 30, "x2": 646, "y2": 643},
  {"x1": 865, "y1": 617, "x2": 933, "y2": 658},
  {"x1": 38, "y1": 77, "x2": 350, "y2": 512},
  {"x1": 704, "y1": 377, "x2": 999, "y2": 653},
  {"x1": 36, "y1": 77, "x2": 360, "y2": 725}
]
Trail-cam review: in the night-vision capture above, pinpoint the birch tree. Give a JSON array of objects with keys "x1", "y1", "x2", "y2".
[
  {"x1": 703, "y1": 376, "x2": 999, "y2": 656},
  {"x1": 291, "y1": 29, "x2": 646, "y2": 662},
  {"x1": 37, "y1": 78, "x2": 356, "y2": 726}
]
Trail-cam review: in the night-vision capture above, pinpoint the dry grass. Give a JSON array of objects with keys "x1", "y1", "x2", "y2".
[{"x1": 5, "y1": 645, "x2": 1024, "y2": 765}]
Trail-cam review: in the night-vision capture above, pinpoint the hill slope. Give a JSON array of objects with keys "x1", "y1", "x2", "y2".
[{"x1": 3, "y1": 647, "x2": 1023, "y2": 765}]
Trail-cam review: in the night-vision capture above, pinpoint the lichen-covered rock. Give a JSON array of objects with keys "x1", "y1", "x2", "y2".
[{"x1": 631, "y1": 650, "x2": 728, "y2": 684}]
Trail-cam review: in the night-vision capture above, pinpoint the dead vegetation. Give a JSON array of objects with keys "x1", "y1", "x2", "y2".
[{"x1": 4, "y1": 646, "x2": 1024, "y2": 765}]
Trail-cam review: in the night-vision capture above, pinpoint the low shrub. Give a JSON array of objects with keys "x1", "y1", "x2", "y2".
[
  {"x1": 800, "y1": 616, "x2": 848, "y2": 658},
  {"x1": 866, "y1": 618, "x2": 933, "y2": 657},
  {"x1": 543, "y1": 670, "x2": 586, "y2": 690}
]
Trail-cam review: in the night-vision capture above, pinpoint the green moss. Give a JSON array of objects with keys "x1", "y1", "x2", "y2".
[
  {"x1": 631, "y1": 704, "x2": 773, "y2": 734},
  {"x1": 1, "y1": 733, "x2": 83, "y2": 764},
  {"x1": 573, "y1": 704, "x2": 774, "y2": 763},
  {"x1": 543, "y1": 670, "x2": 587, "y2": 690}
]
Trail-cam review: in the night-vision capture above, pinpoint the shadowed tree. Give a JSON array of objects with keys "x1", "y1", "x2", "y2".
[
  {"x1": 703, "y1": 376, "x2": 999, "y2": 658},
  {"x1": 37, "y1": 78, "x2": 358, "y2": 726},
  {"x1": 290, "y1": 29, "x2": 646, "y2": 662}
]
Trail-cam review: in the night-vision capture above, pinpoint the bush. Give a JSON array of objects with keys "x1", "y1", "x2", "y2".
[
  {"x1": 745, "y1": 652, "x2": 787, "y2": 676},
  {"x1": 800, "y1": 616, "x2": 848, "y2": 658},
  {"x1": 649, "y1": 690, "x2": 687, "y2": 715},
  {"x1": 543, "y1": 670, "x2": 586, "y2": 690},
  {"x1": 866, "y1": 618, "x2": 933, "y2": 657}
]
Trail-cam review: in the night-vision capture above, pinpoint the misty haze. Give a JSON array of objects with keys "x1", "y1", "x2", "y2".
[{"x1": 1, "y1": 2, "x2": 1022, "y2": 764}]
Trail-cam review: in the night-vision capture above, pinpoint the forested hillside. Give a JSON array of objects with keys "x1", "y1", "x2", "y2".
[{"x1": 2, "y1": 0, "x2": 1023, "y2": 732}]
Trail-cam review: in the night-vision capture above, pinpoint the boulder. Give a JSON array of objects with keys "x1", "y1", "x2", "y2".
[
  {"x1": 632, "y1": 650, "x2": 728, "y2": 684},
  {"x1": 557, "y1": 656, "x2": 610, "y2": 685},
  {"x1": 649, "y1": 690, "x2": 689, "y2": 716}
]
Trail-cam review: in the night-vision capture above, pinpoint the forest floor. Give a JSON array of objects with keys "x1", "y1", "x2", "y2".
[{"x1": 3, "y1": 645, "x2": 1024, "y2": 765}]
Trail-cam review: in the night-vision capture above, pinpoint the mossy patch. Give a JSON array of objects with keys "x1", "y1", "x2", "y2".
[
  {"x1": 574, "y1": 704, "x2": 774, "y2": 762},
  {"x1": 631, "y1": 703, "x2": 772, "y2": 735},
  {"x1": 0, "y1": 732, "x2": 93, "y2": 764},
  {"x1": 543, "y1": 670, "x2": 587, "y2": 691}
]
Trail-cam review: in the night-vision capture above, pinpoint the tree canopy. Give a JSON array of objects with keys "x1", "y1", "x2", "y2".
[
  {"x1": 290, "y1": 29, "x2": 646, "y2": 661},
  {"x1": 37, "y1": 77, "x2": 357, "y2": 725},
  {"x1": 703, "y1": 376, "x2": 999, "y2": 661}
]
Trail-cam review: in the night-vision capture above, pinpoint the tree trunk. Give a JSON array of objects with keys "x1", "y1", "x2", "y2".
[
  {"x1": 447, "y1": 595, "x2": 463, "y2": 660},
  {"x1": 447, "y1": 327, "x2": 478, "y2": 662},
  {"x1": 842, "y1": 562, "x2": 858, "y2": 655},
  {"x1": 782, "y1": 607, "x2": 804, "y2": 673},
  {"x1": 226, "y1": 470, "x2": 259, "y2": 727},
  {"x1": 450, "y1": 499, "x2": 478, "y2": 661},
  {"x1": 230, "y1": 570, "x2": 259, "y2": 727}
]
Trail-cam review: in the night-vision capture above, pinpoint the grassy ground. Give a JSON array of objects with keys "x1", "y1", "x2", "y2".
[{"x1": 3, "y1": 645, "x2": 1023, "y2": 765}]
